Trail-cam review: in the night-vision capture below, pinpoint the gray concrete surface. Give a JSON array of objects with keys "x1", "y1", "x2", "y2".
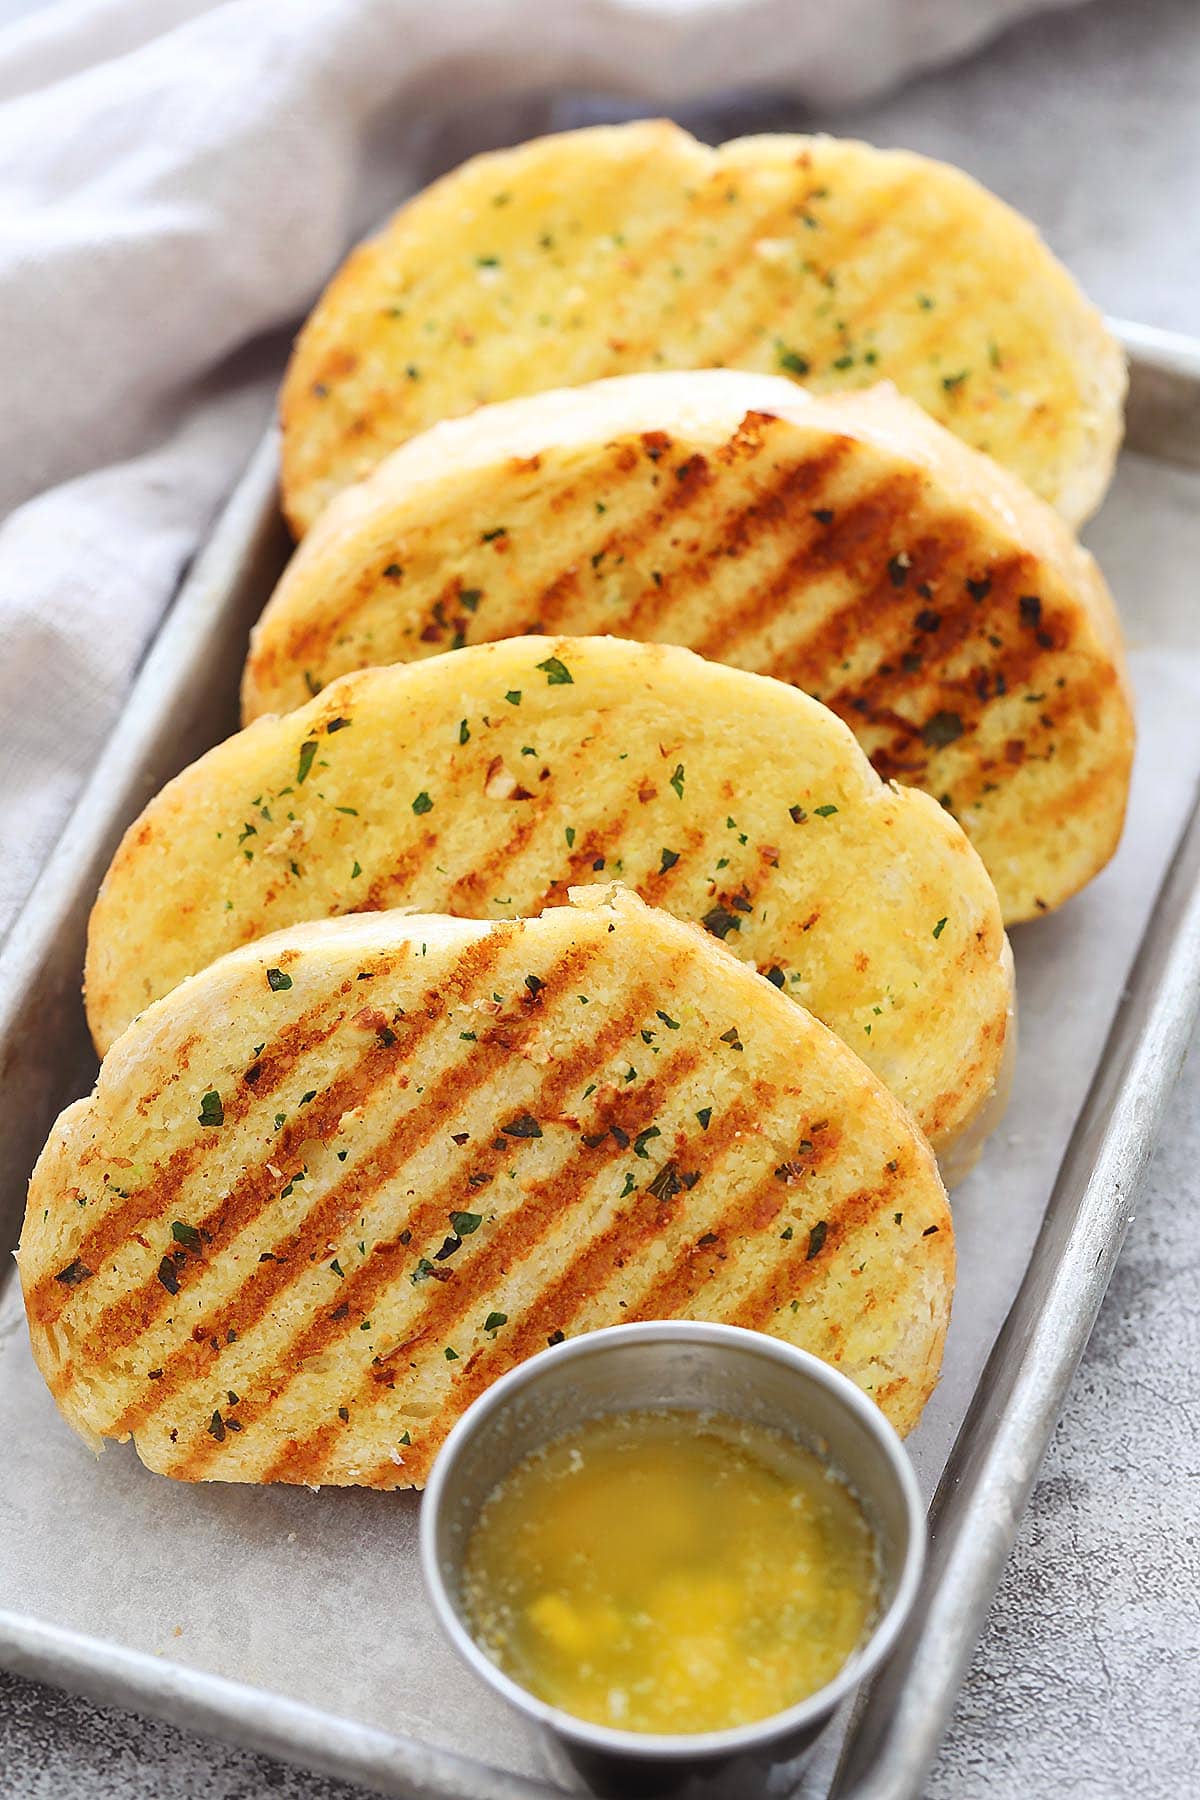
[{"x1": 2, "y1": 0, "x2": 1198, "y2": 1794}]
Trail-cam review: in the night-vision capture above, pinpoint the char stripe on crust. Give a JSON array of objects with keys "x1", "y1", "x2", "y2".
[
  {"x1": 54, "y1": 935, "x2": 507, "y2": 1389},
  {"x1": 166, "y1": 1023, "x2": 706, "y2": 1481},
  {"x1": 280, "y1": 1085, "x2": 763, "y2": 1488},
  {"x1": 102, "y1": 935, "x2": 613, "y2": 1435},
  {"x1": 695, "y1": 471, "x2": 930, "y2": 665},
  {"x1": 84, "y1": 635, "x2": 1016, "y2": 1159},
  {"x1": 26, "y1": 980, "x2": 386, "y2": 1334},
  {"x1": 612, "y1": 441, "x2": 852, "y2": 644},
  {"x1": 24, "y1": 890, "x2": 958, "y2": 1481},
  {"x1": 533, "y1": 438, "x2": 719, "y2": 635},
  {"x1": 709, "y1": 172, "x2": 927, "y2": 370},
  {"x1": 731, "y1": 1162, "x2": 926, "y2": 1334}
]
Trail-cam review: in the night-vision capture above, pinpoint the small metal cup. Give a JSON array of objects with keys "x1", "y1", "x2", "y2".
[{"x1": 420, "y1": 1322, "x2": 925, "y2": 1799}]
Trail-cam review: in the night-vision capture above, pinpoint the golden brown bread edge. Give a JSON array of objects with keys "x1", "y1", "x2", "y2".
[
  {"x1": 249, "y1": 372, "x2": 1135, "y2": 924},
  {"x1": 24, "y1": 890, "x2": 955, "y2": 1485},
  {"x1": 84, "y1": 636, "x2": 1014, "y2": 1171},
  {"x1": 280, "y1": 120, "x2": 1125, "y2": 536}
]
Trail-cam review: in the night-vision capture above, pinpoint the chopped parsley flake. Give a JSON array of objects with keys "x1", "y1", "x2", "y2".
[
  {"x1": 502, "y1": 1112, "x2": 542, "y2": 1139},
  {"x1": 536, "y1": 655, "x2": 573, "y2": 685},
  {"x1": 198, "y1": 1090, "x2": 224, "y2": 1128},
  {"x1": 412, "y1": 790, "x2": 433, "y2": 815},
  {"x1": 670, "y1": 764, "x2": 685, "y2": 799},
  {"x1": 266, "y1": 967, "x2": 292, "y2": 991},
  {"x1": 702, "y1": 906, "x2": 741, "y2": 940},
  {"x1": 932, "y1": 917, "x2": 948, "y2": 939},
  {"x1": 54, "y1": 1260, "x2": 92, "y2": 1287},
  {"x1": 922, "y1": 711, "x2": 964, "y2": 749},
  {"x1": 296, "y1": 740, "x2": 318, "y2": 785},
  {"x1": 647, "y1": 1160, "x2": 684, "y2": 1202}
]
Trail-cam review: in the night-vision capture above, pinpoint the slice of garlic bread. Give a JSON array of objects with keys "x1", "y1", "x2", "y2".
[
  {"x1": 250, "y1": 372, "x2": 1135, "y2": 922},
  {"x1": 26, "y1": 887, "x2": 954, "y2": 1486},
  {"x1": 86, "y1": 637, "x2": 1013, "y2": 1170},
  {"x1": 280, "y1": 121, "x2": 1124, "y2": 536}
]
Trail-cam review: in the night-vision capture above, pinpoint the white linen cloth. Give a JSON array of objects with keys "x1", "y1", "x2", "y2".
[{"x1": 0, "y1": 0, "x2": 1085, "y2": 942}]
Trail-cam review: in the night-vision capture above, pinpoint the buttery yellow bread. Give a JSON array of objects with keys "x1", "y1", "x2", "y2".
[
  {"x1": 25, "y1": 889, "x2": 954, "y2": 1484},
  {"x1": 86, "y1": 638, "x2": 1013, "y2": 1172},
  {"x1": 250, "y1": 372, "x2": 1135, "y2": 922},
  {"x1": 280, "y1": 121, "x2": 1124, "y2": 536}
]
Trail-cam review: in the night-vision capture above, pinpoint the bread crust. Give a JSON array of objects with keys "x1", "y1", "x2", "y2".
[
  {"x1": 87, "y1": 636, "x2": 1014, "y2": 1166},
  {"x1": 251, "y1": 372, "x2": 1135, "y2": 922},
  {"x1": 26, "y1": 889, "x2": 954, "y2": 1484},
  {"x1": 281, "y1": 121, "x2": 1124, "y2": 535}
]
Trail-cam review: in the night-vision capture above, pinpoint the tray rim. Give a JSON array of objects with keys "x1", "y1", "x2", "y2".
[{"x1": 1, "y1": 323, "x2": 1199, "y2": 1800}]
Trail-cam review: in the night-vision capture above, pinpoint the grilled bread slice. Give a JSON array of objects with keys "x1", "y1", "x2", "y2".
[
  {"x1": 250, "y1": 372, "x2": 1135, "y2": 922},
  {"x1": 280, "y1": 120, "x2": 1124, "y2": 536},
  {"x1": 24, "y1": 887, "x2": 954, "y2": 1486},
  {"x1": 86, "y1": 637, "x2": 1013, "y2": 1172}
]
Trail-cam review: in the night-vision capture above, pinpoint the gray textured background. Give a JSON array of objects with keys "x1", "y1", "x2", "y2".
[{"x1": 3, "y1": 0, "x2": 1199, "y2": 1794}]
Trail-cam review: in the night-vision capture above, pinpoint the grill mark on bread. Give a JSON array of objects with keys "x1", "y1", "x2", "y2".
[
  {"x1": 338, "y1": 1089, "x2": 760, "y2": 1488},
  {"x1": 730, "y1": 1152, "x2": 930, "y2": 1335},
  {"x1": 442, "y1": 809, "x2": 544, "y2": 910},
  {"x1": 167, "y1": 988, "x2": 696, "y2": 1480},
  {"x1": 932, "y1": 666, "x2": 1121, "y2": 821},
  {"x1": 708, "y1": 171, "x2": 927, "y2": 371},
  {"x1": 104, "y1": 937, "x2": 604, "y2": 1436},
  {"x1": 25, "y1": 983, "x2": 386, "y2": 1332},
  {"x1": 610, "y1": 441, "x2": 850, "y2": 642},
  {"x1": 808, "y1": 554, "x2": 1060, "y2": 779},
  {"x1": 676, "y1": 173, "x2": 924, "y2": 371},
  {"x1": 359, "y1": 839, "x2": 439, "y2": 913},
  {"x1": 807, "y1": 523, "x2": 980, "y2": 679},
  {"x1": 694, "y1": 471, "x2": 927, "y2": 663},
  {"x1": 530, "y1": 439, "x2": 718, "y2": 634},
  {"x1": 56, "y1": 937, "x2": 506, "y2": 1387},
  {"x1": 525, "y1": 809, "x2": 634, "y2": 912},
  {"x1": 624, "y1": 1113, "x2": 842, "y2": 1323},
  {"x1": 253, "y1": 1041, "x2": 705, "y2": 1486}
]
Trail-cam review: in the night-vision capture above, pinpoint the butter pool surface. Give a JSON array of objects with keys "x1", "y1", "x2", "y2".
[{"x1": 461, "y1": 1408, "x2": 879, "y2": 1735}]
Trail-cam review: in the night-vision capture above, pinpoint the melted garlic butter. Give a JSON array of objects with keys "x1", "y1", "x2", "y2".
[{"x1": 460, "y1": 1408, "x2": 880, "y2": 1735}]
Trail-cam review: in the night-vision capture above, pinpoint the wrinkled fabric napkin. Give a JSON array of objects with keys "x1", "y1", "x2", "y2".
[{"x1": 0, "y1": 0, "x2": 1084, "y2": 942}]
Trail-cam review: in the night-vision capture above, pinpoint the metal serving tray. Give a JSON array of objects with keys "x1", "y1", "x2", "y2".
[{"x1": 1, "y1": 320, "x2": 1198, "y2": 1800}]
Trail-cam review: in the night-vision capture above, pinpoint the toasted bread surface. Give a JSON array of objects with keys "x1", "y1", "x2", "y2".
[
  {"x1": 251, "y1": 372, "x2": 1135, "y2": 921},
  {"x1": 280, "y1": 121, "x2": 1124, "y2": 535},
  {"x1": 25, "y1": 890, "x2": 954, "y2": 1485},
  {"x1": 87, "y1": 638, "x2": 1012, "y2": 1163}
]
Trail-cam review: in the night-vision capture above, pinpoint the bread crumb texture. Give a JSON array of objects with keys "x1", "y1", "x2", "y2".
[
  {"x1": 87, "y1": 637, "x2": 1013, "y2": 1158},
  {"x1": 24, "y1": 889, "x2": 953, "y2": 1487},
  {"x1": 281, "y1": 121, "x2": 1124, "y2": 535}
]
